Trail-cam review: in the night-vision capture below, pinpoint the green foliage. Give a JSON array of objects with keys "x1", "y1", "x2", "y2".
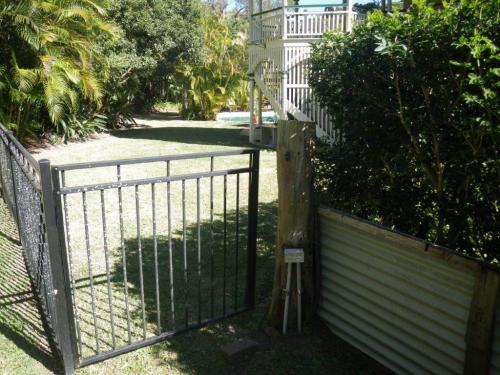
[
  {"x1": 0, "y1": 0, "x2": 116, "y2": 139},
  {"x1": 56, "y1": 113, "x2": 107, "y2": 142},
  {"x1": 309, "y1": 0, "x2": 500, "y2": 261},
  {"x1": 173, "y1": 15, "x2": 249, "y2": 120},
  {"x1": 353, "y1": 1, "x2": 381, "y2": 14},
  {"x1": 100, "y1": 0, "x2": 203, "y2": 116}
]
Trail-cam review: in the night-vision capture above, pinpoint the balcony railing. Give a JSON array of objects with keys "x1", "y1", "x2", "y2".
[{"x1": 250, "y1": 4, "x2": 361, "y2": 44}]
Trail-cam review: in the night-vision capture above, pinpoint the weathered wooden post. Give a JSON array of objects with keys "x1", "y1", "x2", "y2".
[
  {"x1": 267, "y1": 120, "x2": 316, "y2": 330},
  {"x1": 464, "y1": 267, "x2": 500, "y2": 375}
]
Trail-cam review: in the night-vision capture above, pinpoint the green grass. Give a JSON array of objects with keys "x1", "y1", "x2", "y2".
[{"x1": 1, "y1": 115, "x2": 390, "y2": 374}]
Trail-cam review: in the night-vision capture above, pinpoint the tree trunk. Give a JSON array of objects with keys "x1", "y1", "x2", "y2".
[{"x1": 267, "y1": 120, "x2": 316, "y2": 330}]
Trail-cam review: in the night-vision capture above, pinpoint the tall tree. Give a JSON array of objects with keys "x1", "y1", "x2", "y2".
[{"x1": 100, "y1": 0, "x2": 203, "y2": 116}]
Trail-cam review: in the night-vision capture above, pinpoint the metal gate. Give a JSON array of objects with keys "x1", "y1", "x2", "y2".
[{"x1": 0, "y1": 124, "x2": 259, "y2": 375}]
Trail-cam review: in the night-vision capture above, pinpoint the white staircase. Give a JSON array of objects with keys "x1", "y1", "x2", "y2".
[{"x1": 248, "y1": 3, "x2": 362, "y2": 142}]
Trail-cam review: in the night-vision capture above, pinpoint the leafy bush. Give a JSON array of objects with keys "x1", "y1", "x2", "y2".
[
  {"x1": 56, "y1": 114, "x2": 107, "y2": 142},
  {"x1": 172, "y1": 15, "x2": 249, "y2": 120},
  {"x1": 309, "y1": 0, "x2": 499, "y2": 261}
]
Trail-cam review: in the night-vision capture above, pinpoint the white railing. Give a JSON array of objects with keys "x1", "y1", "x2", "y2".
[
  {"x1": 250, "y1": 6, "x2": 356, "y2": 44},
  {"x1": 286, "y1": 10, "x2": 349, "y2": 38},
  {"x1": 250, "y1": 10, "x2": 283, "y2": 44}
]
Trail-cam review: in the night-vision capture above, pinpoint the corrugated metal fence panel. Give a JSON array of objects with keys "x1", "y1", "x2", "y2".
[
  {"x1": 318, "y1": 207, "x2": 477, "y2": 375},
  {"x1": 490, "y1": 292, "x2": 500, "y2": 374}
]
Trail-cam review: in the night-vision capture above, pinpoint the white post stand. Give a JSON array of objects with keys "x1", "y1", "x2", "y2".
[
  {"x1": 282, "y1": 248, "x2": 304, "y2": 335},
  {"x1": 296, "y1": 262, "x2": 302, "y2": 333},
  {"x1": 282, "y1": 262, "x2": 293, "y2": 335}
]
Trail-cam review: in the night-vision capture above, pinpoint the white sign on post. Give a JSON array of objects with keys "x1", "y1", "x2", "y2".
[{"x1": 284, "y1": 248, "x2": 304, "y2": 263}]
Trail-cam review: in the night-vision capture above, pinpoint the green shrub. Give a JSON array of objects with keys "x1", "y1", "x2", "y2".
[
  {"x1": 172, "y1": 15, "x2": 248, "y2": 120},
  {"x1": 309, "y1": 0, "x2": 499, "y2": 261}
]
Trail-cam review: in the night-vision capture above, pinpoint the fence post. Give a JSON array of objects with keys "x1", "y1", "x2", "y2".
[
  {"x1": 39, "y1": 159, "x2": 76, "y2": 375},
  {"x1": 267, "y1": 120, "x2": 315, "y2": 328},
  {"x1": 464, "y1": 267, "x2": 500, "y2": 375},
  {"x1": 245, "y1": 150, "x2": 260, "y2": 308}
]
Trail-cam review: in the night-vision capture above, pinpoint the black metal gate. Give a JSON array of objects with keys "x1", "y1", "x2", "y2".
[{"x1": 0, "y1": 122, "x2": 259, "y2": 375}]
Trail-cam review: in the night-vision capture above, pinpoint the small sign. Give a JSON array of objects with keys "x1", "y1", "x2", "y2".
[{"x1": 284, "y1": 248, "x2": 304, "y2": 263}]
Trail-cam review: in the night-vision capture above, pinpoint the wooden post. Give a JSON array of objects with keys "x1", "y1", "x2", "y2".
[
  {"x1": 267, "y1": 120, "x2": 316, "y2": 329},
  {"x1": 464, "y1": 267, "x2": 500, "y2": 375}
]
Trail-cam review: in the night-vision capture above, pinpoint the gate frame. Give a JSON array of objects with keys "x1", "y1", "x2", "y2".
[
  {"x1": 49, "y1": 148, "x2": 261, "y2": 371},
  {"x1": 0, "y1": 125, "x2": 260, "y2": 375}
]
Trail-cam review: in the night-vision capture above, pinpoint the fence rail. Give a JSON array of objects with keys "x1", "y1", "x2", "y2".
[{"x1": 0, "y1": 123, "x2": 260, "y2": 374}]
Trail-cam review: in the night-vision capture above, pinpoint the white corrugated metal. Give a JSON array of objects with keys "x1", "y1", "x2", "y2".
[
  {"x1": 318, "y1": 207, "x2": 478, "y2": 374},
  {"x1": 491, "y1": 291, "x2": 500, "y2": 374}
]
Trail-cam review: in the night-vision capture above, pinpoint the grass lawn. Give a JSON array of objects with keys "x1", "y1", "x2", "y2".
[{"x1": 0, "y1": 115, "x2": 389, "y2": 374}]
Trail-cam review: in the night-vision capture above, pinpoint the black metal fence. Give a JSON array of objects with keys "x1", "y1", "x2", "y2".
[
  {"x1": 0, "y1": 124, "x2": 63, "y2": 365},
  {"x1": 0, "y1": 123, "x2": 260, "y2": 374}
]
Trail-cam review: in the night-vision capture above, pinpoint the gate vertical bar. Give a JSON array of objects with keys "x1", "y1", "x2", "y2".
[
  {"x1": 209, "y1": 157, "x2": 215, "y2": 319},
  {"x1": 182, "y1": 179, "x2": 188, "y2": 328},
  {"x1": 117, "y1": 165, "x2": 132, "y2": 343},
  {"x1": 166, "y1": 161, "x2": 175, "y2": 330},
  {"x1": 61, "y1": 171, "x2": 83, "y2": 356},
  {"x1": 40, "y1": 159, "x2": 77, "y2": 374},
  {"x1": 100, "y1": 189, "x2": 116, "y2": 348},
  {"x1": 152, "y1": 183, "x2": 161, "y2": 334},
  {"x1": 196, "y1": 178, "x2": 202, "y2": 324},
  {"x1": 82, "y1": 191, "x2": 100, "y2": 353},
  {"x1": 234, "y1": 174, "x2": 240, "y2": 310},
  {"x1": 135, "y1": 185, "x2": 147, "y2": 339},
  {"x1": 223, "y1": 175, "x2": 227, "y2": 315},
  {"x1": 245, "y1": 151, "x2": 259, "y2": 308}
]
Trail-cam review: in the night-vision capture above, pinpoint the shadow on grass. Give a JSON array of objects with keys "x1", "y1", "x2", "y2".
[
  {"x1": 0, "y1": 201, "x2": 60, "y2": 374},
  {"x1": 112, "y1": 126, "x2": 251, "y2": 148},
  {"x1": 135, "y1": 112, "x2": 182, "y2": 121},
  {"x1": 110, "y1": 201, "x2": 277, "y2": 335},
  {"x1": 70, "y1": 201, "x2": 276, "y2": 359}
]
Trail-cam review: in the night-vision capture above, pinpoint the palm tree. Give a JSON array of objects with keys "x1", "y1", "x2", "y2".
[
  {"x1": 175, "y1": 15, "x2": 248, "y2": 120},
  {"x1": 0, "y1": 0, "x2": 117, "y2": 138}
]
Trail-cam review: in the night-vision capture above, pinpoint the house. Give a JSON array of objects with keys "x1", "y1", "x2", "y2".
[{"x1": 247, "y1": 0, "x2": 362, "y2": 144}]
